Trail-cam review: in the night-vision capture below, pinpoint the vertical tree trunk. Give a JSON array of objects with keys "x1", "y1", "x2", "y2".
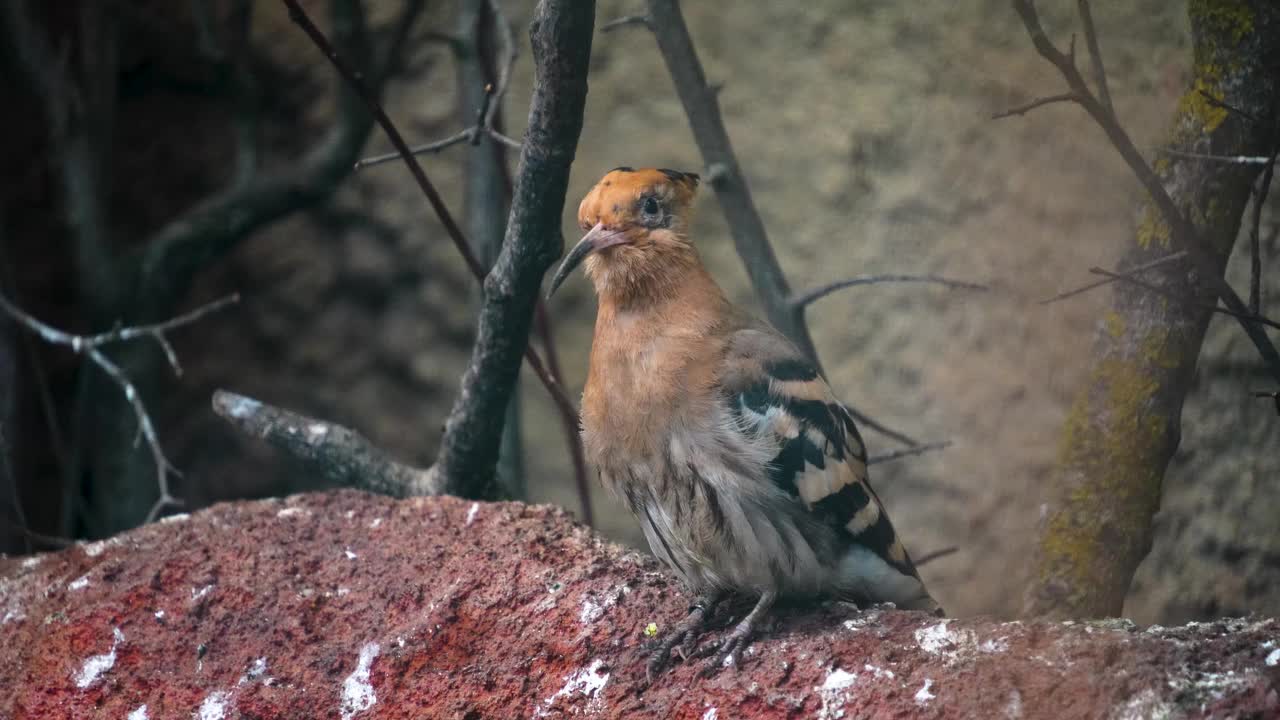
[
  {"x1": 1024, "y1": 1, "x2": 1279, "y2": 618},
  {"x1": 431, "y1": 0, "x2": 594, "y2": 499}
]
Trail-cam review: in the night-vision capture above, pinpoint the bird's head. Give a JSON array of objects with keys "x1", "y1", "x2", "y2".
[{"x1": 547, "y1": 167, "x2": 701, "y2": 300}]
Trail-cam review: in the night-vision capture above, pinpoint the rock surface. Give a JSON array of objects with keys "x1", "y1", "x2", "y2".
[{"x1": 1, "y1": 490, "x2": 1277, "y2": 719}]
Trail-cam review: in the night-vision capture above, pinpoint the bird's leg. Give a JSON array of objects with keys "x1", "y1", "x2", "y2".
[
  {"x1": 696, "y1": 589, "x2": 776, "y2": 676},
  {"x1": 646, "y1": 592, "x2": 723, "y2": 682}
]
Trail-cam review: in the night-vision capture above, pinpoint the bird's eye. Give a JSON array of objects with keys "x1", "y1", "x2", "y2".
[{"x1": 642, "y1": 196, "x2": 661, "y2": 216}]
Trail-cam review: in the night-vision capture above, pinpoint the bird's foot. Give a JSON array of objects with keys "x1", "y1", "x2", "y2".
[
  {"x1": 694, "y1": 590, "x2": 776, "y2": 677},
  {"x1": 693, "y1": 613, "x2": 757, "y2": 676},
  {"x1": 645, "y1": 595, "x2": 720, "y2": 683}
]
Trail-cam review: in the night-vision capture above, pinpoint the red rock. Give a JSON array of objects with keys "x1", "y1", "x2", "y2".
[{"x1": 1, "y1": 489, "x2": 1277, "y2": 719}]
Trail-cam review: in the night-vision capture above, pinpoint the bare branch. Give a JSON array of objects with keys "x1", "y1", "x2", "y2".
[
  {"x1": 992, "y1": 92, "x2": 1079, "y2": 120},
  {"x1": 212, "y1": 390, "x2": 438, "y2": 497},
  {"x1": 1076, "y1": 0, "x2": 1112, "y2": 115},
  {"x1": 1155, "y1": 148, "x2": 1274, "y2": 165},
  {"x1": 1249, "y1": 148, "x2": 1277, "y2": 314},
  {"x1": 535, "y1": 302, "x2": 592, "y2": 525},
  {"x1": 913, "y1": 546, "x2": 960, "y2": 567},
  {"x1": 600, "y1": 14, "x2": 651, "y2": 32},
  {"x1": 1199, "y1": 88, "x2": 1263, "y2": 126},
  {"x1": 0, "y1": 293, "x2": 235, "y2": 524},
  {"x1": 1040, "y1": 251, "x2": 1188, "y2": 306},
  {"x1": 868, "y1": 440, "x2": 952, "y2": 467},
  {"x1": 791, "y1": 275, "x2": 989, "y2": 310},
  {"x1": 1087, "y1": 267, "x2": 1280, "y2": 331},
  {"x1": 354, "y1": 0, "x2": 522, "y2": 171},
  {"x1": 842, "y1": 405, "x2": 920, "y2": 448}
]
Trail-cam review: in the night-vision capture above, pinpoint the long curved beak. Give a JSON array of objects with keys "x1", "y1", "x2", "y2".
[{"x1": 546, "y1": 221, "x2": 627, "y2": 298}]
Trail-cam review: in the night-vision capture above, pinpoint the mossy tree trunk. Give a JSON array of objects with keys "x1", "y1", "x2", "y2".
[{"x1": 1023, "y1": 1, "x2": 1279, "y2": 619}]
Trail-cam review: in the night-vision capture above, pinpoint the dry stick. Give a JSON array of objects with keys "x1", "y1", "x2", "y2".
[
  {"x1": 534, "y1": 302, "x2": 593, "y2": 526},
  {"x1": 791, "y1": 275, "x2": 989, "y2": 310},
  {"x1": 1075, "y1": 0, "x2": 1112, "y2": 115},
  {"x1": 867, "y1": 441, "x2": 952, "y2": 467},
  {"x1": 1040, "y1": 251, "x2": 1187, "y2": 306},
  {"x1": 913, "y1": 546, "x2": 960, "y2": 567},
  {"x1": 1155, "y1": 148, "x2": 1273, "y2": 165},
  {"x1": 1248, "y1": 149, "x2": 1277, "y2": 314},
  {"x1": 991, "y1": 92, "x2": 1078, "y2": 120},
  {"x1": 280, "y1": 0, "x2": 578, "y2": 423},
  {"x1": 211, "y1": 390, "x2": 437, "y2": 496},
  {"x1": 607, "y1": 0, "x2": 923, "y2": 449},
  {"x1": 0, "y1": 293, "x2": 240, "y2": 522},
  {"x1": 1087, "y1": 267, "x2": 1280, "y2": 331},
  {"x1": 1004, "y1": 0, "x2": 1280, "y2": 385}
]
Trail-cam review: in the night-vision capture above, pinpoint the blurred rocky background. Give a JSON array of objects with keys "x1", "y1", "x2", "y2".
[{"x1": 0, "y1": 0, "x2": 1275, "y2": 624}]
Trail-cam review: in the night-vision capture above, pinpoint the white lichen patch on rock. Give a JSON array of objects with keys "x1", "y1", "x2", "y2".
[
  {"x1": 815, "y1": 666, "x2": 859, "y2": 720},
  {"x1": 21, "y1": 555, "x2": 43, "y2": 569},
  {"x1": 914, "y1": 679, "x2": 935, "y2": 705},
  {"x1": 535, "y1": 658, "x2": 610, "y2": 717},
  {"x1": 195, "y1": 690, "x2": 230, "y2": 720},
  {"x1": 67, "y1": 574, "x2": 91, "y2": 592},
  {"x1": 862, "y1": 664, "x2": 895, "y2": 680},
  {"x1": 191, "y1": 584, "x2": 215, "y2": 602},
  {"x1": 160, "y1": 513, "x2": 190, "y2": 524},
  {"x1": 340, "y1": 642, "x2": 380, "y2": 720},
  {"x1": 1266, "y1": 648, "x2": 1280, "y2": 667},
  {"x1": 914, "y1": 620, "x2": 979, "y2": 664},
  {"x1": 465, "y1": 503, "x2": 481, "y2": 527},
  {"x1": 577, "y1": 586, "x2": 628, "y2": 626},
  {"x1": 702, "y1": 707, "x2": 718, "y2": 720},
  {"x1": 276, "y1": 507, "x2": 309, "y2": 519},
  {"x1": 80, "y1": 538, "x2": 119, "y2": 558},
  {"x1": 74, "y1": 627, "x2": 124, "y2": 688},
  {"x1": 127, "y1": 704, "x2": 149, "y2": 720}
]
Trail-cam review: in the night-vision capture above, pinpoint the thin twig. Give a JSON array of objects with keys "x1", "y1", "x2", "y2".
[
  {"x1": 992, "y1": 92, "x2": 1079, "y2": 120},
  {"x1": 791, "y1": 275, "x2": 989, "y2": 310},
  {"x1": 843, "y1": 405, "x2": 920, "y2": 448},
  {"x1": 0, "y1": 293, "x2": 236, "y2": 523},
  {"x1": 1076, "y1": 0, "x2": 1112, "y2": 116},
  {"x1": 1155, "y1": 148, "x2": 1273, "y2": 165},
  {"x1": 1249, "y1": 148, "x2": 1277, "y2": 314},
  {"x1": 913, "y1": 546, "x2": 960, "y2": 567},
  {"x1": 1199, "y1": 89, "x2": 1262, "y2": 126},
  {"x1": 1088, "y1": 267, "x2": 1280, "y2": 331},
  {"x1": 535, "y1": 302, "x2": 593, "y2": 526},
  {"x1": 354, "y1": 0, "x2": 521, "y2": 171},
  {"x1": 600, "y1": 14, "x2": 651, "y2": 32},
  {"x1": 868, "y1": 440, "x2": 952, "y2": 466},
  {"x1": 1040, "y1": 251, "x2": 1187, "y2": 306}
]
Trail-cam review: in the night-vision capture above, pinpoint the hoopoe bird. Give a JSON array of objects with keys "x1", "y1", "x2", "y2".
[{"x1": 548, "y1": 167, "x2": 942, "y2": 676}]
